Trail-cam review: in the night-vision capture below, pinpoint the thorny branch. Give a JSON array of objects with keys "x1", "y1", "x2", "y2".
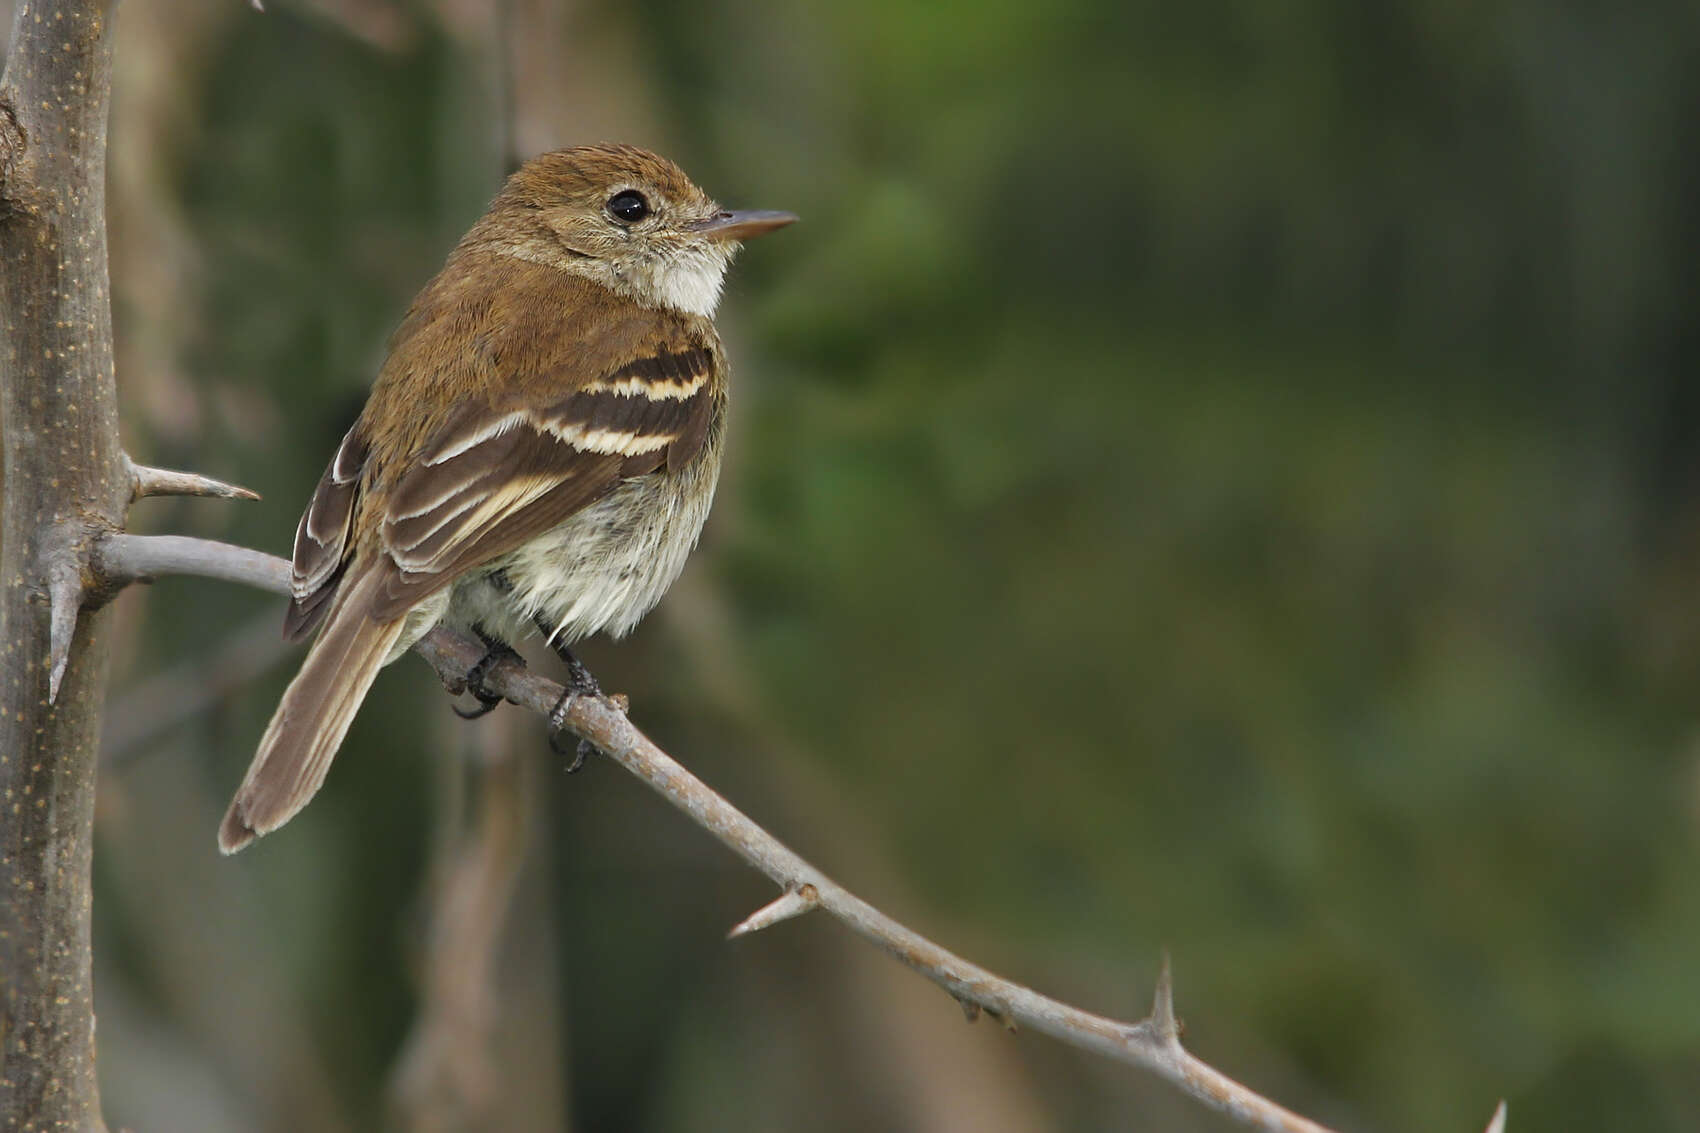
[
  {"x1": 89, "y1": 529, "x2": 1510, "y2": 1133},
  {"x1": 1, "y1": 2, "x2": 124, "y2": 1127}
]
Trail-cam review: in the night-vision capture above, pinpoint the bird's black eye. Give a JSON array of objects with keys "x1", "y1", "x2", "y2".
[{"x1": 606, "y1": 190, "x2": 650, "y2": 224}]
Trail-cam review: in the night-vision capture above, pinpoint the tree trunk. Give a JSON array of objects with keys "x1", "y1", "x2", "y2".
[{"x1": 0, "y1": 3, "x2": 122, "y2": 1130}]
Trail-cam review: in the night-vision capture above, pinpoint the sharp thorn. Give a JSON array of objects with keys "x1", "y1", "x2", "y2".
[
  {"x1": 1483, "y1": 1100, "x2": 1508, "y2": 1133},
  {"x1": 727, "y1": 884, "x2": 820, "y2": 939},
  {"x1": 128, "y1": 456, "x2": 260, "y2": 503},
  {"x1": 1149, "y1": 949, "x2": 1179, "y2": 1044},
  {"x1": 46, "y1": 562, "x2": 83, "y2": 704}
]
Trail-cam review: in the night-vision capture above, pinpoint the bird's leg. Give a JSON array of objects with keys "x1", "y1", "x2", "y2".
[
  {"x1": 546, "y1": 648, "x2": 600, "y2": 774},
  {"x1": 534, "y1": 616, "x2": 622, "y2": 773},
  {"x1": 452, "y1": 626, "x2": 523, "y2": 720}
]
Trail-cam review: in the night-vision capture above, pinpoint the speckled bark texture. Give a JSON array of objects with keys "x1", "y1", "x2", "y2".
[{"x1": 0, "y1": 3, "x2": 123, "y2": 1131}]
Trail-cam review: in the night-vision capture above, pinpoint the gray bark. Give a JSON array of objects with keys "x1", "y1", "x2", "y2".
[{"x1": 0, "y1": 3, "x2": 122, "y2": 1131}]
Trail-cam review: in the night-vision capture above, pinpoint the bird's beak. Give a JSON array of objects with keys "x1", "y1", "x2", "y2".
[{"x1": 689, "y1": 209, "x2": 798, "y2": 242}]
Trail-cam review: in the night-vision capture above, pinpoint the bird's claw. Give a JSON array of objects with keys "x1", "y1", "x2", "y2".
[
  {"x1": 547, "y1": 690, "x2": 599, "y2": 772},
  {"x1": 453, "y1": 634, "x2": 522, "y2": 719},
  {"x1": 545, "y1": 678, "x2": 630, "y2": 774},
  {"x1": 453, "y1": 693, "x2": 503, "y2": 720}
]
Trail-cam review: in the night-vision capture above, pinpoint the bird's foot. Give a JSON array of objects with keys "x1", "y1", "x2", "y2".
[
  {"x1": 452, "y1": 630, "x2": 523, "y2": 719},
  {"x1": 542, "y1": 641, "x2": 626, "y2": 773}
]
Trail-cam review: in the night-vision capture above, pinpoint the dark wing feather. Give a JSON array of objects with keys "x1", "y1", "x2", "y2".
[
  {"x1": 283, "y1": 424, "x2": 368, "y2": 641},
  {"x1": 570, "y1": 344, "x2": 717, "y2": 471},
  {"x1": 667, "y1": 386, "x2": 714, "y2": 471}
]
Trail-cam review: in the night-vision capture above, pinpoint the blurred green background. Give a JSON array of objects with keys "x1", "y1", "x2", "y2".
[{"x1": 17, "y1": 0, "x2": 1700, "y2": 1128}]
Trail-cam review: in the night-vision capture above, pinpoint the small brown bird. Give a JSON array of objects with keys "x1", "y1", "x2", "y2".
[{"x1": 219, "y1": 144, "x2": 794, "y2": 853}]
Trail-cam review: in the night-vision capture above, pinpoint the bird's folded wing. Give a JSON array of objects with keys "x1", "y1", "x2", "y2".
[{"x1": 370, "y1": 343, "x2": 719, "y2": 619}]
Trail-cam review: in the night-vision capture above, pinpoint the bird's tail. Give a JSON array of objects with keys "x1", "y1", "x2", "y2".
[{"x1": 219, "y1": 569, "x2": 404, "y2": 854}]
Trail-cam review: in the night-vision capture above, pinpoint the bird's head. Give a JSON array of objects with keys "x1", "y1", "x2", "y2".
[{"x1": 479, "y1": 143, "x2": 795, "y2": 317}]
